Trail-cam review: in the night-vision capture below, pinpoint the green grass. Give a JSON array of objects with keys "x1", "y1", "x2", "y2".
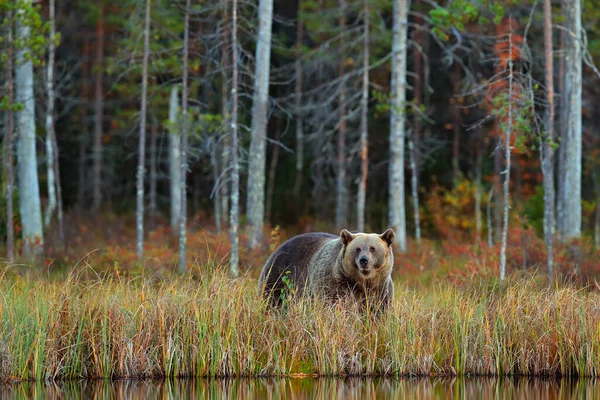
[{"x1": 1, "y1": 266, "x2": 600, "y2": 381}]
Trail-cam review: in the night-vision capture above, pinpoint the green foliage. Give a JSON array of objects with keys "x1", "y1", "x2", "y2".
[
  {"x1": 429, "y1": 0, "x2": 480, "y2": 40},
  {"x1": 8, "y1": 0, "x2": 51, "y2": 67},
  {"x1": 523, "y1": 185, "x2": 544, "y2": 237}
]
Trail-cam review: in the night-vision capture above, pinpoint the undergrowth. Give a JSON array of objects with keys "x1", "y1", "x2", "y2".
[{"x1": 1, "y1": 266, "x2": 600, "y2": 382}]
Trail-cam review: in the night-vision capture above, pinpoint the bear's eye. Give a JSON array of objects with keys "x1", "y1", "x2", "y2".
[
  {"x1": 369, "y1": 247, "x2": 376, "y2": 253},
  {"x1": 355, "y1": 248, "x2": 361, "y2": 254}
]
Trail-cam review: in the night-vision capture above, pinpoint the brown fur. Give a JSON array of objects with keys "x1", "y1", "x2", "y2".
[{"x1": 258, "y1": 229, "x2": 395, "y2": 310}]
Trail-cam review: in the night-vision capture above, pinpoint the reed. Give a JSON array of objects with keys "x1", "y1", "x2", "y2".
[{"x1": 1, "y1": 266, "x2": 600, "y2": 381}]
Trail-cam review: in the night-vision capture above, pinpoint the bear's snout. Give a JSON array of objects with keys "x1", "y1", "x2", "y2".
[{"x1": 359, "y1": 256, "x2": 369, "y2": 267}]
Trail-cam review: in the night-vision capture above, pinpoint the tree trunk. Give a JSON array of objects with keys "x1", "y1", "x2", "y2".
[
  {"x1": 412, "y1": 8, "x2": 423, "y2": 245},
  {"x1": 179, "y1": 0, "x2": 190, "y2": 273},
  {"x1": 16, "y1": 0, "x2": 44, "y2": 257},
  {"x1": 557, "y1": 0, "x2": 567, "y2": 236},
  {"x1": 293, "y1": 13, "x2": 304, "y2": 204},
  {"x1": 246, "y1": 0, "x2": 274, "y2": 249},
  {"x1": 92, "y1": 4, "x2": 104, "y2": 215},
  {"x1": 487, "y1": 186, "x2": 494, "y2": 248},
  {"x1": 149, "y1": 118, "x2": 158, "y2": 229},
  {"x1": 560, "y1": 0, "x2": 582, "y2": 240},
  {"x1": 44, "y1": 0, "x2": 57, "y2": 229},
  {"x1": 542, "y1": 0, "x2": 556, "y2": 283},
  {"x1": 409, "y1": 137, "x2": 420, "y2": 246},
  {"x1": 266, "y1": 119, "x2": 282, "y2": 224},
  {"x1": 211, "y1": 145, "x2": 222, "y2": 233},
  {"x1": 52, "y1": 118, "x2": 65, "y2": 247},
  {"x1": 474, "y1": 131, "x2": 483, "y2": 245},
  {"x1": 499, "y1": 38, "x2": 515, "y2": 282},
  {"x1": 357, "y1": 0, "x2": 369, "y2": 232},
  {"x1": 494, "y1": 142, "x2": 502, "y2": 243},
  {"x1": 5, "y1": 15, "x2": 15, "y2": 262},
  {"x1": 389, "y1": 0, "x2": 408, "y2": 252},
  {"x1": 335, "y1": 0, "x2": 348, "y2": 231},
  {"x1": 169, "y1": 86, "x2": 181, "y2": 233},
  {"x1": 229, "y1": 0, "x2": 240, "y2": 278},
  {"x1": 220, "y1": 0, "x2": 230, "y2": 230},
  {"x1": 452, "y1": 61, "x2": 461, "y2": 184},
  {"x1": 136, "y1": 0, "x2": 151, "y2": 261},
  {"x1": 77, "y1": 37, "x2": 90, "y2": 211}
]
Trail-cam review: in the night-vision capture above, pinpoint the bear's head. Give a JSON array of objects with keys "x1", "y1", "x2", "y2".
[{"x1": 340, "y1": 229, "x2": 395, "y2": 281}]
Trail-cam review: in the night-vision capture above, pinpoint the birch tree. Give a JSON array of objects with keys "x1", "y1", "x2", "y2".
[
  {"x1": 499, "y1": 43, "x2": 514, "y2": 282},
  {"x1": 44, "y1": 0, "x2": 57, "y2": 228},
  {"x1": 179, "y1": 0, "x2": 190, "y2": 273},
  {"x1": 559, "y1": 0, "x2": 582, "y2": 240},
  {"x1": 411, "y1": 10, "x2": 424, "y2": 247},
  {"x1": 136, "y1": 0, "x2": 151, "y2": 260},
  {"x1": 389, "y1": 0, "x2": 408, "y2": 252},
  {"x1": 541, "y1": 0, "x2": 556, "y2": 282},
  {"x1": 229, "y1": 0, "x2": 240, "y2": 278},
  {"x1": 247, "y1": 0, "x2": 273, "y2": 249},
  {"x1": 4, "y1": 11, "x2": 15, "y2": 262},
  {"x1": 168, "y1": 85, "x2": 181, "y2": 233},
  {"x1": 16, "y1": 0, "x2": 44, "y2": 257},
  {"x1": 44, "y1": 0, "x2": 64, "y2": 246},
  {"x1": 357, "y1": 0, "x2": 369, "y2": 232},
  {"x1": 335, "y1": 0, "x2": 348, "y2": 231}
]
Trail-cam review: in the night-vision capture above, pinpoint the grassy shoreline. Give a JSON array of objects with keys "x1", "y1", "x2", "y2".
[{"x1": 1, "y1": 268, "x2": 600, "y2": 382}]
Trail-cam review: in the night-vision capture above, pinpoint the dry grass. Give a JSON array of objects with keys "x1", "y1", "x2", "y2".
[{"x1": 1, "y1": 266, "x2": 600, "y2": 382}]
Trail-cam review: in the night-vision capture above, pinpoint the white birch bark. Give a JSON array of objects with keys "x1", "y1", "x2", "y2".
[
  {"x1": 16, "y1": 0, "x2": 44, "y2": 257},
  {"x1": 5, "y1": 15, "x2": 15, "y2": 262},
  {"x1": 389, "y1": 0, "x2": 408, "y2": 252},
  {"x1": 44, "y1": 0, "x2": 57, "y2": 228},
  {"x1": 169, "y1": 85, "x2": 181, "y2": 232},
  {"x1": 487, "y1": 186, "x2": 494, "y2": 248},
  {"x1": 357, "y1": 0, "x2": 369, "y2": 232},
  {"x1": 179, "y1": 0, "x2": 190, "y2": 273},
  {"x1": 474, "y1": 138, "x2": 483, "y2": 245},
  {"x1": 246, "y1": 0, "x2": 273, "y2": 249},
  {"x1": 229, "y1": 0, "x2": 240, "y2": 278},
  {"x1": 542, "y1": 0, "x2": 556, "y2": 282},
  {"x1": 335, "y1": 0, "x2": 348, "y2": 231},
  {"x1": 561, "y1": 0, "x2": 582, "y2": 240},
  {"x1": 409, "y1": 137, "x2": 420, "y2": 245},
  {"x1": 136, "y1": 0, "x2": 151, "y2": 260},
  {"x1": 499, "y1": 38, "x2": 515, "y2": 281}
]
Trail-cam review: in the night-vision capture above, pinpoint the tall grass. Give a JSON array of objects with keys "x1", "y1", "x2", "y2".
[{"x1": 1, "y1": 267, "x2": 600, "y2": 381}]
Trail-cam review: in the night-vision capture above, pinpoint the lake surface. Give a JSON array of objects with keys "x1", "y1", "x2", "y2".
[{"x1": 1, "y1": 377, "x2": 598, "y2": 399}]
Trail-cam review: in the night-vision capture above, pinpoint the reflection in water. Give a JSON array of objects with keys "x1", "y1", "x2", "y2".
[{"x1": 1, "y1": 377, "x2": 598, "y2": 399}]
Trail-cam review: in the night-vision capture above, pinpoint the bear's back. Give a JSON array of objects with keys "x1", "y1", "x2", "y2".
[{"x1": 259, "y1": 232, "x2": 337, "y2": 306}]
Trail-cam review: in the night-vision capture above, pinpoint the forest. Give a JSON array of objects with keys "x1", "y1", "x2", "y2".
[{"x1": 1, "y1": 0, "x2": 600, "y2": 383}]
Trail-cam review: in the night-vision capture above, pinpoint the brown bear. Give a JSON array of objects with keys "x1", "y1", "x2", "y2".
[{"x1": 258, "y1": 229, "x2": 395, "y2": 310}]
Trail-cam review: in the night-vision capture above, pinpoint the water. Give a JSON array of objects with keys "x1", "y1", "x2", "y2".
[{"x1": 1, "y1": 377, "x2": 598, "y2": 399}]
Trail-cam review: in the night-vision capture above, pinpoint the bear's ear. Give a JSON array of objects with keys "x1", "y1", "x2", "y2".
[
  {"x1": 340, "y1": 229, "x2": 355, "y2": 246},
  {"x1": 380, "y1": 229, "x2": 395, "y2": 246}
]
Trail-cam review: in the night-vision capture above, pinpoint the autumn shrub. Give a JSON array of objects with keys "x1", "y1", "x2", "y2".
[{"x1": 424, "y1": 178, "x2": 483, "y2": 242}]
